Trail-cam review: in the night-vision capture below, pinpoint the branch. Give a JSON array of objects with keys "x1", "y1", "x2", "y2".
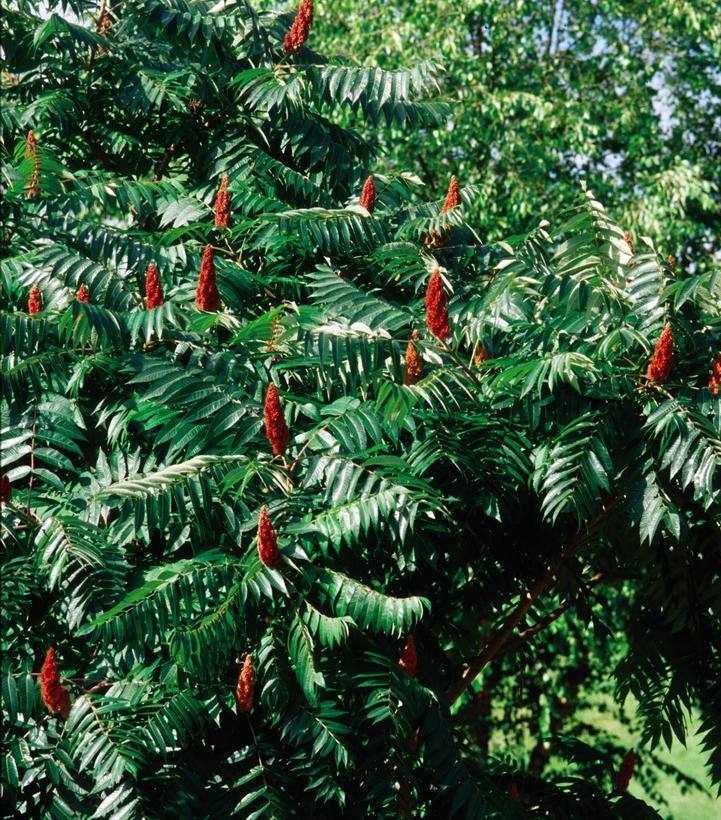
[
  {"x1": 446, "y1": 497, "x2": 616, "y2": 705},
  {"x1": 492, "y1": 571, "x2": 604, "y2": 660}
]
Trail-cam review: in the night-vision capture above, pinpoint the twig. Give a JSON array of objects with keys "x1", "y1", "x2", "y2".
[{"x1": 492, "y1": 571, "x2": 605, "y2": 660}]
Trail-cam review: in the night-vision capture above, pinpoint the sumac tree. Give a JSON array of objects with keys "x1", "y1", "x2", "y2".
[{"x1": 1, "y1": 2, "x2": 720, "y2": 818}]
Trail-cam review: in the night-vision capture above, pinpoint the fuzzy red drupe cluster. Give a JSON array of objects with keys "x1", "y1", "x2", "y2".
[
  {"x1": 359, "y1": 176, "x2": 377, "y2": 213},
  {"x1": 40, "y1": 648, "x2": 71, "y2": 719},
  {"x1": 235, "y1": 654, "x2": 254, "y2": 713},
  {"x1": 196, "y1": 246, "x2": 221, "y2": 312},
  {"x1": 283, "y1": 0, "x2": 313, "y2": 53},
  {"x1": 257, "y1": 506, "x2": 281, "y2": 568},
  {"x1": 646, "y1": 324, "x2": 673, "y2": 383},
  {"x1": 425, "y1": 269, "x2": 449, "y2": 340}
]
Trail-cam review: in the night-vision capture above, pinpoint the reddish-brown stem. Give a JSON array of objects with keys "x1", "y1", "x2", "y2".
[{"x1": 447, "y1": 498, "x2": 616, "y2": 705}]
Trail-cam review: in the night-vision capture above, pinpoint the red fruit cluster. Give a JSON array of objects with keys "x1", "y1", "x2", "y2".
[
  {"x1": 40, "y1": 648, "x2": 71, "y2": 719},
  {"x1": 264, "y1": 383, "x2": 289, "y2": 456},
  {"x1": 214, "y1": 175, "x2": 231, "y2": 228},
  {"x1": 1, "y1": 475, "x2": 11, "y2": 503},
  {"x1": 709, "y1": 353, "x2": 721, "y2": 396},
  {"x1": 235, "y1": 654, "x2": 254, "y2": 713},
  {"x1": 257, "y1": 506, "x2": 281, "y2": 568},
  {"x1": 399, "y1": 635, "x2": 417, "y2": 677},
  {"x1": 25, "y1": 130, "x2": 41, "y2": 198},
  {"x1": 76, "y1": 284, "x2": 90, "y2": 303},
  {"x1": 359, "y1": 176, "x2": 377, "y2": 213},
  {"x1": 646, "y1": 323, "x2": 673, "y2": 383},
  {"x1": 425, "y1": 269, "x2": 449, "y2": 340},
  {"x1": 667, "y1": 254, "x2": 676, "y2": 275},
  {"x1": 28, "y1": 286, "x2": 43, "y2": 314},
  {"x1": 145, "y1": 262, "x2": 164, "y2": 309},
  {"x1": 403, "y1": 330, "x2": 423, "y2": 385},
  {"x1": 440, "y1": 175, "x2": 461, "y2": 215},
  {"x1": 283, "y1": 0, "x2": 313, "y2": 53},
  {"x1": 616, "y1": 748, "x2": 635, "y2": 793},
  {"x1": 196, "y1": 245, "x2": 221, "y2": 312},
  {"x1": 509, "y1": 784, "x2": 521, "y2": 802}
]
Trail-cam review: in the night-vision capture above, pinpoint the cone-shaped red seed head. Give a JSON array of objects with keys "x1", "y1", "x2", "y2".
[
  {"x1": 235, "y1": 654, "x2": 254, "y2": 713},
  {"x1": 145, "y1": 263, "x2": 164, "y2": 309},
  {"x1": 403, "y1": 330, "x2": 423, "y2": 385},
  {"x1": 616, "y1": 749, "x2": 635, "y2": 793},
  {"x1": 214, "y1": 175, "x2": 231, "y2": 228},
  {"x1": 646, "y1": 324, "x2": 673, "y2": 383},
  {"x1": 76, "y1": 284, "x2": 89, "y2": 303},
  {"x1": 440, "y1": 175, "x2": 461, "y2": 214},
  {"x1": 709, "y1": 353, "x2": 721, "y2": 396},
  {"x1": 40, "y1": 648, "x2": 71, "y2": 719},
  {"x1": 425, "y1": 269, "x2": 449, "y2": 340},
  {"x1": 196, "y1": 245, "x2": 221, "y2": 311},
  {"x1": 1, "y1": 475, "x2": 11, "y2": 503},
  {"x1": 399, "y1": 635, "x2": 417, "y2": 677},
  {"x1": 283, "y1": 0, "x2": 313, "y2": 53},
  {"x1": 509, "y1": 784, "x2": 521, "y2": 802},
  {"x1": 360, "y1": 176, "x2": 377, "y2": 213},
  {"x1": 28, "y1": 286, "x2": 43, "y2": 314},
  {"x1": 257, "y1": 506, "x2": 281, "y2": 568},
  {"x1": 264, "y1": 382, "x2": 289, "y2": 456}
]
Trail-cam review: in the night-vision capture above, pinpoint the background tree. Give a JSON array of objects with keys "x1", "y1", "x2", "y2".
[
  {"x1": 311, "y1": 0, "x2": 721, "y2": 271},
  {"x1": 2, "y1": 1, "x2": 720, "y2": 818}
]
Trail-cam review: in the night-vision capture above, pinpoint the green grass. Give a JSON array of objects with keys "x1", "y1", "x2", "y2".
[
  {"x1": 487, "y1": 694, "x2": 718, "y2": 818},
  {"x1": 575, "y1": 697, "x2": 717, "y2": 819}
]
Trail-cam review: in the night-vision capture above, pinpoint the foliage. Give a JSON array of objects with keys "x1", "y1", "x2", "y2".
[
  {"x1": 312, "y1": 0, "x2": 721, "y2": 272},
  {"x1": 1, "y1": 1, "x2": 720, "y2": 818}
]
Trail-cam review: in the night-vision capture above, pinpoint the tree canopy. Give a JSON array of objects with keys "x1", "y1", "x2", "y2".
[
  {"x1": 315, "y1": 0, "x2": 721, "y2": 269},
  {"x1": 1, "y1": 1, "x2": 720, "y2": 818}
]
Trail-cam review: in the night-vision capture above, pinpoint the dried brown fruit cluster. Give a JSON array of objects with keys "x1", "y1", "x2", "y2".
[
  {"x1": 214, "y1": 176, "x2": 231, "y2": 228},
  {"x1": 40, "y1": 648, "x2": 72, "y2": 719},
  {"x1": 425, "y1": 269, "x2": 449, "y2": 340},
  {"x1": 284, "y1": 0, "x2": 313, "y2": 53},
  {"x1": 196, "y1": 246, "x2": 221, "y2": 311}
]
